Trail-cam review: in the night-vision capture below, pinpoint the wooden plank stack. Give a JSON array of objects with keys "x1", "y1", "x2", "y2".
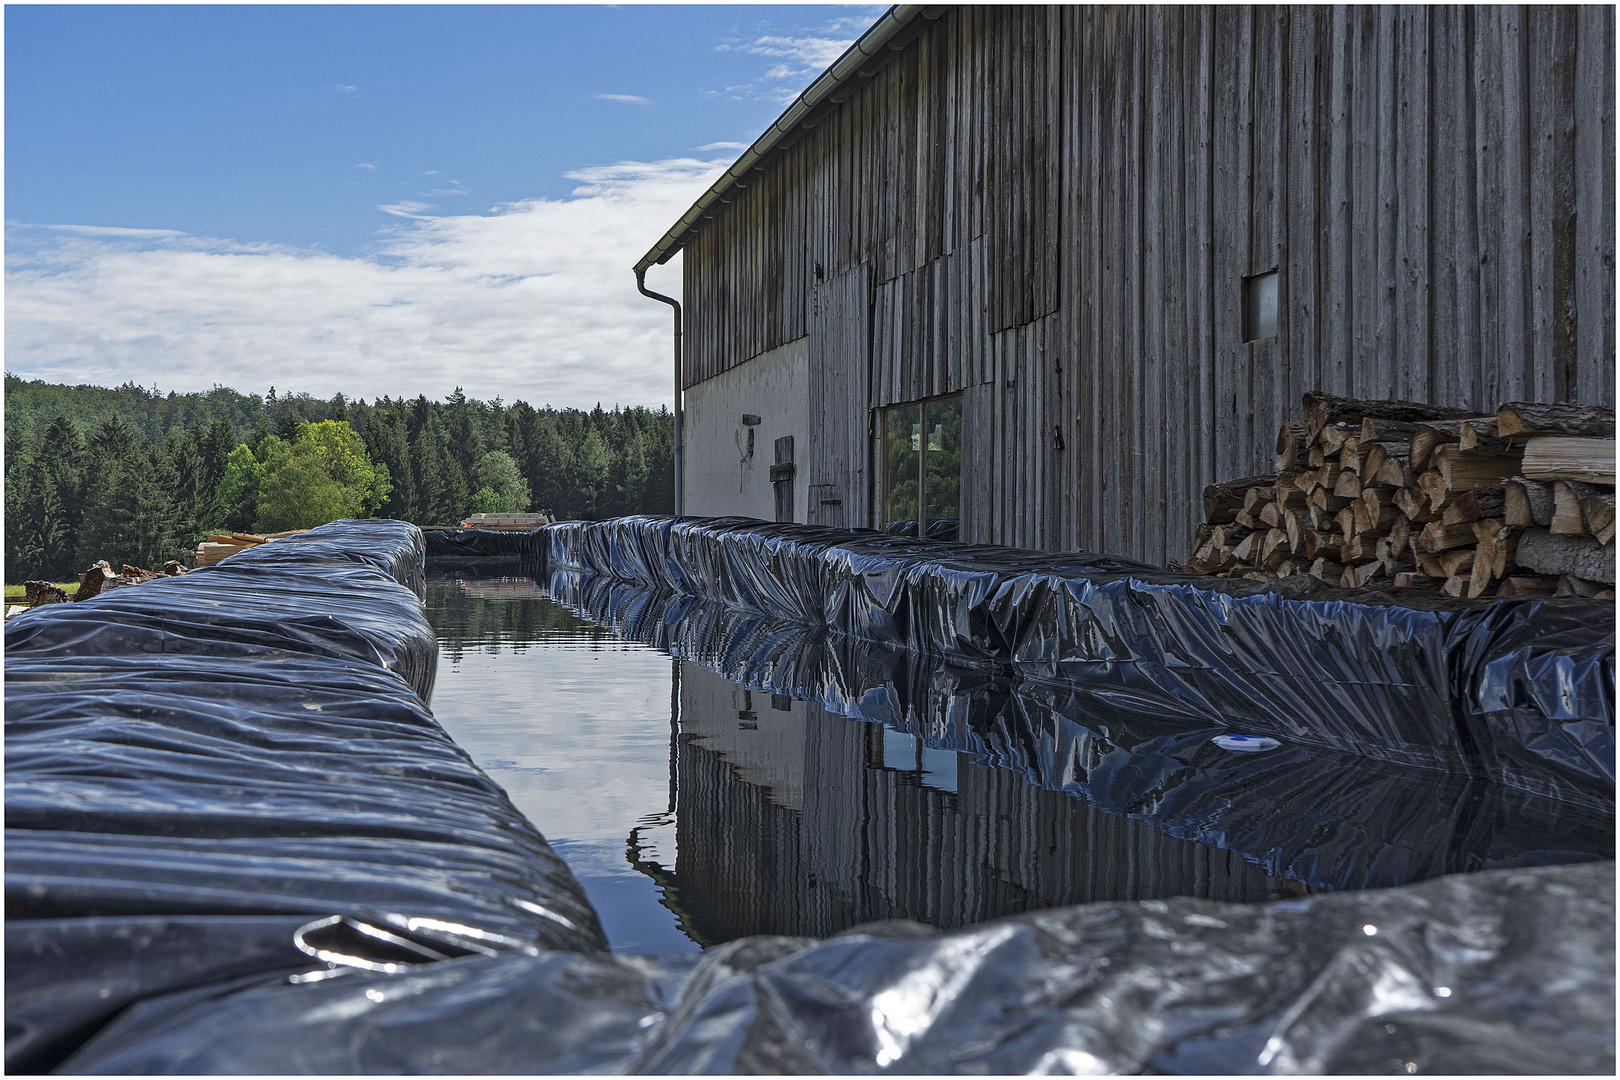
[
  {"x1": 193, "y1": 530, "x2": 305, "y2": 567},
  {"x1": 1184, "y1": 395, "x2": 1616, "y2": 599},
  {"x1": 458, "y1": 512, "x2": 555, "y2": 531}
]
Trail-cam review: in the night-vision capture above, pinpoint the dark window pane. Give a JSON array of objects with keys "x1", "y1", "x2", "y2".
[
  {"x1": 923, "y1": 395, "x2": 961, "y2": 525},
  {"x1": 882, "y1": 403, "x2": 920, "y2": 532}
]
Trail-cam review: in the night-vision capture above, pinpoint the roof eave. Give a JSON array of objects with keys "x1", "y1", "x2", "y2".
[{"x1": 633, "y1": 4, "x2": 931, "y2": 274}]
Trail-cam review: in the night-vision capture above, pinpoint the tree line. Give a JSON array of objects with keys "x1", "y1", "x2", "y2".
[{"x1": 4, "y1": 377, "x2": 674, "y2": 583}]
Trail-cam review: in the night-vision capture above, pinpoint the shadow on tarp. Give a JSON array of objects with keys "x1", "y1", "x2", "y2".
[
  {"x1": 5, "y1": 521, "x2": 604, "y2": 1075},
  {"x1": 536, "y1": 515, "x2": 1615, "y2": 809},
  {"x1": 57, "y1": 861, "x2": 1615, "y2": 1075},
  {"x1": 548, "y1": 569, "x2": 1613, "y2": 896}
]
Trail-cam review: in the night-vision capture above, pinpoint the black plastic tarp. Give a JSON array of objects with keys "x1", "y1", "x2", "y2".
[
  {"x1": 5, "y1": 521, "x2": 603, "y2": 1074},
  {"x1": 57, "y1": 861, "x2": 1615, "y2": 1074},
  {"x1": 9, "y1": 519, "x2": 1613, "y2": 1074},
  {"x1": 547, "y1": 568, "x2": 1613, "y2": 895},
  {"x1": 541, "y1": 516, "x2": 1615, "y2": 807},
  {"x1": 422, "y1": 527, "x2": 547, "y2": 563}
]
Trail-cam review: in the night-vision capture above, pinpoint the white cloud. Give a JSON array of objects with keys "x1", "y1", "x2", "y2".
[
  {"x1": 422, "y1": 170, "x2": 440, "y2": 176},
  {"x1": 709, "y1": 11, "x2": 879, "y2": 101},
  {"x1": 594, "y1": 93, "x2": 653, "y2": 106},
  {"x1": 376, "y1": 200, "x2": 435, "y2": 218},
  {"x1": 334, "y1": 83, "x2": 357, "y2": 94},
  {"x1": 37, "y1": 224, "x2": 189, "y2": 239},
  {"x1": 4, "y1": 157, "x2": 725, "y2": 409},
  {"x1": 694, "y1": 141, "x2": 749, "y2": 152},
  {"x1": 356, "y1": 161, "x2": 379, "y2": 171},
  {"x1": 729, "y1": 33, "x2": 854, "y2": 69}
]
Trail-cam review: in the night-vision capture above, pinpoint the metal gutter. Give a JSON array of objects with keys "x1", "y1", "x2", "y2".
[
  {"x1": 636, "y1": 267, "x2": 685, "y2": 514},
  {"x1": 633, "y1": 4, "x2": 931, "y2": 273}
]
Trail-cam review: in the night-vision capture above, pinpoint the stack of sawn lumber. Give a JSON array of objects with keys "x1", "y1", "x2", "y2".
[
  {"x1": 1187, "y1": 395, "x2": 1616, "y2": 599},
  {"x1": 193, "y1": 530, "x2": 306, "y2": 567}
]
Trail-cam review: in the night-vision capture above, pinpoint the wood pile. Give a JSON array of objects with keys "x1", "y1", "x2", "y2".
[
  {"x1": 193, "y1": 530, "x2": 306, "y2": 567},
  {"x1": 458, "y1": 512, "x2": 555, "y2": 531},
  {"x1": 75, "y1": 559, "x2": 188, "y2": 601},
  {"x1": 1184, "y1": 395, "x2": 1616, "y2": 599}
]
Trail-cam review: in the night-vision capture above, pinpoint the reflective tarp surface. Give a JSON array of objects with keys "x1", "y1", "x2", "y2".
[
  {"x1": 5, "y1": 521, "x2": 603, "y2": 1074},
  {"x1": 548, "y1": 569, "x2": 1613, "y2": 896},
  {"x1": 542, "y1": 516, "x2": 1615, "y2": 806},
  {"x1": 9, "y1": 521, "x2": 1612, "y2": 1074},
  {"x1": 60, "y1": 861, "x2": 1615, "y2": 1075}
]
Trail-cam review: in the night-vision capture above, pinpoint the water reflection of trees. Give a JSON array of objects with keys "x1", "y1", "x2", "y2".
[{"x1": 425, "y1": 581, "x2": 614, "y2": 663}]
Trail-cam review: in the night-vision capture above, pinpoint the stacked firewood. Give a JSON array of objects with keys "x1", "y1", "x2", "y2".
[
  {"x1": 1186, "y1": 395, "x2": 1615, "y2": 599},
  {"x1": 193, "y1": 530, "x2": 306, "y2": 567}
]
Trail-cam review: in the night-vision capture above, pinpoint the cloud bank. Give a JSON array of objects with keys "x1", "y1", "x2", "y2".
[{"x1": 6, "y1": 157, "x2": 726, "y2": 409}]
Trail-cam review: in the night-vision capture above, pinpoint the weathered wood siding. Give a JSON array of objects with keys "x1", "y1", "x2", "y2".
[{"x1": 679, "y1": 5, "x2": 1615, "y2": 565}]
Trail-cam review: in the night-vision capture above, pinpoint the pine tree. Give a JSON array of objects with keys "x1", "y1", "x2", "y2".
[
  {"x1": 37, "y1": 416, "x2": 86, "y2": 579},
  {"x1": 362, "y1": 407, "x2": 415, "y2": 521},
  {"x1": 5, "y1": 448, "x2": 40, "y2": 582}
]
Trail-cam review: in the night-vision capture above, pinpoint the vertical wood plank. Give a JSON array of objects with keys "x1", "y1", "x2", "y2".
[{"x1": 1573, "y1": 4, "x2": 1614, "y2": 405}]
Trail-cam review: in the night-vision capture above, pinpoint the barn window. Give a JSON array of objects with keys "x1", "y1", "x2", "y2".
[
  {"x1": 879, "y1": 394, "x2": 961, "y2": 541},
  {"x1": 1243, "y1": 270, "x2": 1279, "y2": 342}
]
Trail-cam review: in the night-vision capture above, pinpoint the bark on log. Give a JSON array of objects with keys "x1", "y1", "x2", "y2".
[
  {"x1": 1360, "y1": 418, "x2": 1427, "y2": 445},
  {"x1": 1514, "y1": 528, "x2": 1617, "y2": 584},
  {"x1": 1302, "y1": 392, "x2": 1477, "y2": 440},
  {"x1": 1496, "y1": 402, "x2": 1617, "y2": 439}
]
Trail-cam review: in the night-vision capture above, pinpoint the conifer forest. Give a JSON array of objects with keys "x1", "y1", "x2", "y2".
[{"x1": 4, "y1": 375, "x2": 675, "y2": 583}]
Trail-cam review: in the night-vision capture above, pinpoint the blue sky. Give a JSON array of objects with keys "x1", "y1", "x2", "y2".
[{"x1": 5, "y1": 4, "x2": 882, "y2": 406}]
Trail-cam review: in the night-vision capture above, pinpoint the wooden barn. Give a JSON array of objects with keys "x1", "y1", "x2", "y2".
[{"x1": 635, "y1": 5, "x2": 1615, "y2": 566}]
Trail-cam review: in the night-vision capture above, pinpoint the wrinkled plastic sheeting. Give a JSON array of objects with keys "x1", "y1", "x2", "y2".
[
  {"x1": 223, "y1": 518, "x2": 429, "y2": 599},
  {"x1": 548, "y1": 570, "x2": 1613, "y2": 895},
  {"x1": 543, "y1": 516, "x2": 1615, "y2": 805},
  {"x1": 5, "y1": 521, "x2": 606, "y2": 1074},
  {"x1": 7, "y1": 520, "x2": 438, "y2": 704},
  {"x1": 423, "y1": 526, "x2": 548, "y2": 563},
  {"x1": 58, "y1": 861, "x2": 1615, "y2": 1075}
]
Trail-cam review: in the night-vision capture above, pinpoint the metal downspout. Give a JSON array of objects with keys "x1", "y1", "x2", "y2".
[{"x1": 636, "y1": 268, "x2": 683, "y2": 515}]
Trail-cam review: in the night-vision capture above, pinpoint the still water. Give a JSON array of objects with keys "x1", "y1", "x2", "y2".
[{"x1": 425, "y1": 575, "x2": 1613, "y2": 954}]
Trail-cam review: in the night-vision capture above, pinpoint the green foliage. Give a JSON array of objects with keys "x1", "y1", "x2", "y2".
[
  {"x1": 215, "y1": 444, "x2": 266, "y2": 532},
  {"x1": 4, "y1": 380, "x2": 674, "y2": 580},
  {"x1": 469, "y1": 451, "x2": 531, "y2": 514},
  {"x1": 251, "y1": 421, "x2": 386, "y2": 532},
  {"x1": 253, "y1": 439, "x2": 350, "y2": 532}
]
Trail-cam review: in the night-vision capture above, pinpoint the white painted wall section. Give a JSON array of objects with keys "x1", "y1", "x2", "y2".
[{"x1": 683, "y1": 335, "x2": 809, "y2": 522}]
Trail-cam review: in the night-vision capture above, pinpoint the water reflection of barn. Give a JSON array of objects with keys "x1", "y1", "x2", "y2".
[{"x1": 659, "y1": 664, "x2": 1288, "y2": 945}]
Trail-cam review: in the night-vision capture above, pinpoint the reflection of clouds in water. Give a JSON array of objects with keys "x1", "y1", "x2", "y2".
[{"x1": 425, "y1": 583, "x2": 686, "y2": 951}]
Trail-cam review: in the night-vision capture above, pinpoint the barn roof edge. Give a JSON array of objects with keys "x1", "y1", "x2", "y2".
[{"x1": 632, "y1": 4, "x2": 933, "y2": 275}]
